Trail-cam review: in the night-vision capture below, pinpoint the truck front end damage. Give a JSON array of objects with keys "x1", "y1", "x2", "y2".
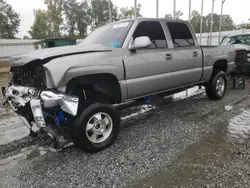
[{"x1": 5, "y1": 85, "x2": 79, "y2": 149}]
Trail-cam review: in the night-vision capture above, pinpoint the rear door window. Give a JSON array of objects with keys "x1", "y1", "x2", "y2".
[{"x1": 166, "y1": 22, "x2": 195, "y2": 48}]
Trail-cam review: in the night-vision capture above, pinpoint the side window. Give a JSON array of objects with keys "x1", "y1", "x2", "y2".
[
  {"x1": 133, "y1": 21, "x2": 167, "y2": 48},
  {"x1": 167, "y1": 22, "x2": 195, "y2": 48}
]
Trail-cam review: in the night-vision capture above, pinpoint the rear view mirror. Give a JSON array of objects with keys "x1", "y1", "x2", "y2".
[{"x1": 129, "y1": 36, "x2": 151, "y2": 50}]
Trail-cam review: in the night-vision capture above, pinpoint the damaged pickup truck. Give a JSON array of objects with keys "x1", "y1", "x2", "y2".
[{"x1": 5, "y1": 18, "x2": 236, "y2": 152}]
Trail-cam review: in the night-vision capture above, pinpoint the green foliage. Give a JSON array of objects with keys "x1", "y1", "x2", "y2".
[
  {"x1": 63, "y1": 0, "x2": 78, "y2": 36},
  {"x1": 30, "y1": 0, "x2": 64, "y2": 39},
  {"x1": 30, "y1": 0, "x2": 145, "y2": 38},
  {"x1": 118, "y1": 4, "x2": 142, "y2": 20},
  {"x1": 164, "y1": 14, "x2": 173, "y2": 20},
  {"x1": 44, "y1": 0, "x2": 64, "y2": 37},
  {"x1": 190, "y1": 10, "x2": 207, "y2": 33},
  {"x1": 240, "y1": 19, "x2": 250, "y2": 29},
  {"x1": 190, "y1": 11, "x2": 236, "y2": 33},
  {"x1": 0, "y1": 0, "x2": 20, "y2": 39},
  {"x1": 91, "y1": 0, "x2": 118, "y2": 28},
  {"x1": 29, "y1": 9, "x2": 51, "y2": 39},
  {"x1": 164, "y1": 10, "x2": 183, "y2": 20},
  {"x1": 63, "y1": 0, "x2": 92, "y2": 37},
  {"x1": 221, "y1": 14, "x2": 236, "y2": 31}
]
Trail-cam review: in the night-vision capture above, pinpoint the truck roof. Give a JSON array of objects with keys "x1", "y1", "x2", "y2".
[{"x1": 113, "y1": 17, "x2": 188, "y2": 24}]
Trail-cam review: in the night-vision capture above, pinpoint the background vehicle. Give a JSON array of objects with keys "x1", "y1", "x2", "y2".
[
  {"x1": 221, "y1": 33, "x2": 250, "y2": 75},
  {"x1": 6, "y1": 18, "x2": 235, "y2": 152}
]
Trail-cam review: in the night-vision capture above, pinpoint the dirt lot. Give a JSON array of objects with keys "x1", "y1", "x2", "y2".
[{"x1": 0, "y1": 77, "x2": 250, "y2": 188}]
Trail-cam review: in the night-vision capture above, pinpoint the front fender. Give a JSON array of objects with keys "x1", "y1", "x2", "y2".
[{"x1": 43, "y1": 51, "x2": 124, "y2": 88}]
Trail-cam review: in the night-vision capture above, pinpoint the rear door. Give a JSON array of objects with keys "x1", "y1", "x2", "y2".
[{"x1": 165, "y1": 22, "x2": 203, "y2": 86}]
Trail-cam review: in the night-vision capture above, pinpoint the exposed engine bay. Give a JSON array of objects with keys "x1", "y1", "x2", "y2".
[
  {"x1": 10, "y1": 64, "x2": 47, "y2": 89},
  {"x1": 4, "y1": 85, "x2": 79, "y2": 150}
]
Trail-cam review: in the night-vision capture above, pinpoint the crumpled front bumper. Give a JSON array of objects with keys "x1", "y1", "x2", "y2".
[{"x1": 5, "y1": 85, "x2": 79, "y2": 128}]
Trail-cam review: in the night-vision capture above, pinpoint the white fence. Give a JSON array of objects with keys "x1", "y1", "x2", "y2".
[
  {"x1": 196, "y1": 29, "x2": 250, "y2": 45},
  {"x1": 0, "y1": 39, "x2": 42, "y2": 59},
  {"x1": 0, "y1": 29, "x2": 250, "y2": 58},
  {"x1": 0, "y1": 39, "x2": 84, "y2": 59}
]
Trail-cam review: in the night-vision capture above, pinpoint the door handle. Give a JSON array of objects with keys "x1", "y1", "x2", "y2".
[
  {"x1": 165, "y1": 53, "x2": 172, "y2": 60},
  {"x1": 193, "y1": 52, "x2": 198, "y2": 57}
]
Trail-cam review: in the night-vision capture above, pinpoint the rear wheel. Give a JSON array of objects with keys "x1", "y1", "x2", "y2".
[
  {"x1": 206, "y1": 71, "x2": 227, "y2": 100},
  {"x1": 71, "y1": 103, "x2": 120, "y2": 153}
]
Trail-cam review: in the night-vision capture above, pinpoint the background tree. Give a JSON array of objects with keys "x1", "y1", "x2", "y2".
[
  {"x1": 75, "y1": 1, "x2": 92, "y2": 37},
  {"x1": 221, "y1": 14, "x2": 236, "y2": 31},
  {"x1": 118, "y1": 4, "x2": 142, "y2": 20},
  {"x1": 164, "y1": 13, "x2": 173, "y2": 20},
  {"x1": 205, "y1": 13, "x2": 235, "y2": 32},
  {"x1": 240, "y1": 18, "x2": 250, "y2": 29},
  {"x1": 29, "y1": 9, "x2": 51, "y2": 39},
  {"x1": 64, "y1": 0, "x2": 92, "y2": 38},
  {"x1": 63, "y1": 0, "x2": 78, "y2": 36},
  {"x1": 0, "y1": 0, "x2": 20, "y2": 39},
  {"x1": 174, "y1": 10, "x2": 183, "y2": 20},
  {"x1": 0, "y1": 1, "x2": 7, "y2": 12},
  {"x1": 190, "y1": 10, "x2": 207, "y2": 33},
  {"x1": 44, "y1": 0, "x2": 64, "y2": 37},
  {"x1": 164, "y1": 10, "x2": 183, "y2": 20},
  {"x1": 91, "y1": 0, "x2": 118, "y2": 28}
]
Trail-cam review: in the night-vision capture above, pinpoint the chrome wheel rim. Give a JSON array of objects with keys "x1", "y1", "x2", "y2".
[
  {"x1": 86, "y1": 112, "x2": 113, "y2": 143},
  {"x1": 216, "y1": 77, "x2": 225, "y2": 96}
]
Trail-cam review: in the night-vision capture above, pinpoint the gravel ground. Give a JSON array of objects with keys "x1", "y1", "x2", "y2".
[{"x1": 0, "y1": 77, "x2": 250, "y2": 188}]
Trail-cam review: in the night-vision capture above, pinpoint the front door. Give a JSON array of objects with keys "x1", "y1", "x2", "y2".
[{"x1": 123, "y1": 21, "x2": 175, "y2": 99}]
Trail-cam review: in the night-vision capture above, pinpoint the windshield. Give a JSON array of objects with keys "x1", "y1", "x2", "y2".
[
  {"x1": 221, "y1": 35, "x2": 250, "y2": 46},
  {"x1": 80, "y1": 21, "x2": 134, "y2": 48}
]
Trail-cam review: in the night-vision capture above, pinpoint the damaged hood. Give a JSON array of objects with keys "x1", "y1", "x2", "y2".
[{"x1": 10, "y1": 44, "x2": 113, "y2": 67}]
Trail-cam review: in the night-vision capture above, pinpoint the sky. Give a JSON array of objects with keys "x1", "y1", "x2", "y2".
[{"x1": 6, "y1": 0, "x2": 250, "y2": 38}]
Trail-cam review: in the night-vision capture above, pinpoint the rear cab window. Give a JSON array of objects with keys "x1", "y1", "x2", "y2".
[{"x1": 166, "y1": 22, "x2": 195, "y2": 48}]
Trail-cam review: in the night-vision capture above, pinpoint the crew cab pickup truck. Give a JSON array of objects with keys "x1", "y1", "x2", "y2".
[
  {"x1": 221, "y1": 33, "x2": 250, "y2": 75},
  {"x1": 5, "y1": 18, "x2": 236, "y2": 152}
]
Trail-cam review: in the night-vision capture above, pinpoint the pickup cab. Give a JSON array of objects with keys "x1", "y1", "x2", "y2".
[{"x1": 6, "y1": 18, "x2": 236, "y2": 152}]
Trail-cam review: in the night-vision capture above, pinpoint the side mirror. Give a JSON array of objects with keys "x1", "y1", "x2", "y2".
[{"x1": 129, "y1": 36, "x2": 151, "y2": 51}]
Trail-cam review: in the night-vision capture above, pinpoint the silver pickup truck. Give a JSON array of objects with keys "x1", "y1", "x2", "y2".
[{"x1": 5, "y1": 18, "x2": 235, "y2": 152}]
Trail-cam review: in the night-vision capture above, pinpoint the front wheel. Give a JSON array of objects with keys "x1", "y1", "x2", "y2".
[
  {"x1": 205, "y1": 71, "x2": 227, "y2": 100},
  {"x1": 70, "y1": 103, "x2": 120, "y2": 153}
]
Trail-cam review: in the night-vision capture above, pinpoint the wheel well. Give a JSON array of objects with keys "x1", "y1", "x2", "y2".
[
  {"x1": 213, "y1": 59, "x2": 227, "y2": 73},
  {"x1": 66, "y1": 74, "x2": 121, "y2": 104}
]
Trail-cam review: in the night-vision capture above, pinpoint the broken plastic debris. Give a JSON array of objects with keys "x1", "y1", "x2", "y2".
[{"x1": 225, "y1": 105, "x2": 233, "y2": 111}]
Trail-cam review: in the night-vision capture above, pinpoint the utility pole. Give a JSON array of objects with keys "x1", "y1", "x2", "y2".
[
  {"x1": 209, "y1": 0, "x2": 215, "y2": 45},
  {"x1": 134, "y1": 0, "x2": 137, "y2": 18},
  {"x1": 200, "y1": 0, "x2": 204, "y2": 45},
  {"x1": 108, "y1": 0, "x2": 112, "y2": 22},
  {"x1": 156, "y1": 0, "x2": 159, "y2": 18},
  {"x1": 218, "y1": 0, "x2": 226, "y2": 44},
  {"x1": 173, "y1": 0, "x2": 176, "y2": 19},
  {"x1": 188, "y1": 0, "x2": 192, "y2": 22}
]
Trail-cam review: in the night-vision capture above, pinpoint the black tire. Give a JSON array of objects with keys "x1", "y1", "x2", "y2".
[
  {"x1": 206, "y1": 71, "x2": 227, "y2": 100},
  {"x1": 70, "y1": 103, "x2": 120, "y2": 153}
]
